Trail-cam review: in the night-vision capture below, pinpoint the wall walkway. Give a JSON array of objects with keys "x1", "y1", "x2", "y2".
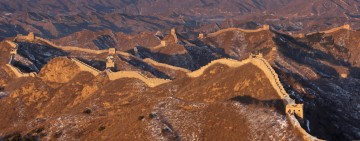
[
  {"x1": 106, "y1": 70, "x2": 171, "y2": 87},
  {"x1": 143, "y1": 58, "x2": 190, "y2": 73},
  {"x1": 207, "y1": 26, "x2": 269, "y2": 37}
]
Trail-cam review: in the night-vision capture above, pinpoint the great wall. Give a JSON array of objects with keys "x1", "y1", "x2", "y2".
[
  {"x1": 142, "y1": 58, "x2": 191, "y2": 73},
  {"x1": 5, "y1": 37, "x2": 171, "y2": 88},
  {"x1": 2, "y1": 27, "x2": 327, "y2": 140},
  {"x1": 206, "y1": 25, "x2": 270, "y2": 38}
]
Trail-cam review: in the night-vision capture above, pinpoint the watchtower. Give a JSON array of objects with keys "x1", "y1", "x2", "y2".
[
  {"x1": 198, "y1": 33, "x2": 205, "y2": 39},
  {"x1": 10, "y1": 48, "x2": 17, "y2": 55},
  {"x1": 170, "y1": 28, "x2": 178, "y2": 43},
  {"x1": 106, "y1": 56, "x2": 115, "y2": 69},
  {"x1": 297, "y1": 33, "x2": 305, "y2": 38},
  {"x1": 343, "y1": 24, "x2": 351, "y2": 30},
  {"x1": 161, "y1": 40, "x2": 167, "y2": 46},
  {"x1": 27, "y1": 32, "x2": 35, "y2": 42},
  {"x1": 108, "y1": 48, "x2": 116, "y2": 55},
  {"x1": 286, "y1": 104, "x2": 304, "y2": 119},
  {"x1": 249, "y1": 53, "x2": 263, "y2": 58},
  {"x1": 263, "y1": 25, "x2": 270, "y2": 30}
]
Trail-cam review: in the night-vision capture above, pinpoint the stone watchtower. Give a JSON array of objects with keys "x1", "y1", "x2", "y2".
[
  {"x1": 343, "y1": 24, "x2": 351, "y2": 30},
  {"x1": 108, "y1": 48, "x2": 116, "y2": 55},
  {"x1": 10, "y1": 47, "x2": 17, "y2": 55},
  {"x1": 170, "y1": 28, "x2": 178, "y2": 43},
  {"x1": 297, "y1": 33, "x2": 305, "y2": 38},
  {"x1": 106, "y1": 56, "x2": 115, "y2": 69},
  {"x1": 263, "y1": 25, "x2": 270, "y2": 30},
  {"x1": 27, "y1": 32, "x2": 35, "y2": 42},
  {"x1": 249, "y1": 53, "x2": 263, "y2": 58},
  {"x1": 198, "y1": 33, "x2": 205, "y2": 39},
  {"x1": 161, "y1": 40, "x2": 167, "y2": 46},
  {"x1": 286, "y1": 104, "x2": 304, "y2": 119}
]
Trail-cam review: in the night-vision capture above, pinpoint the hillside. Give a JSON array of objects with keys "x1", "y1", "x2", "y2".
[
  {"x1": 0, "y1": 57, "x2": 305, "y2": 140},
  {"x1": 0, "y1": 19, "x2": 360, "y2": 141}
]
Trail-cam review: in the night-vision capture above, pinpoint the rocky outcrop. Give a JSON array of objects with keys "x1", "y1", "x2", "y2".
[{"x1": 38, "y1": 57, "x2": 81, "y2": 83}]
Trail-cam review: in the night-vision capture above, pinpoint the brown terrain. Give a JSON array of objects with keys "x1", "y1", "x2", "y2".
[{"x1": 0, "y1": 51, "x2": 303, "y2": 140}]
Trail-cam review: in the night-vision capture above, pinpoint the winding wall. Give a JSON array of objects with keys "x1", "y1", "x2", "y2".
[
  {"x1": 207, "y1": 26, "x2": 269, "y2": 37},
  {"x1": 71, "y1": 58, "x2": 101, "y2": 76},
  {"x1": 106, "y1": 71, "x2": 171, "y2": 87},
  {"x1": 4, "y1": 38, "x2": 321, "y2": 139},
  {"x1": 306, "y1": 25, "x2": 352, "y2": 35},
  {"x1": 186, "y1": 56, "x2": 320, "y2": 141},
  {"x1": 143, "y1": 58, "x2": 190, "y2": 73},
  {"x1": 34, "y1": 37, "x2": 131, "y2": 56},
  {"x1": 5, "y1": 64, "x2": 36, "y2": 78}
]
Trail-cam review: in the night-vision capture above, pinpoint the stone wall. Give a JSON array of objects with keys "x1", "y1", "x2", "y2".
[
  {"x1": 106, "y1": 71, "x2": 171, "y2": 87},
  {"x1": 306, "y1": 24, "x2": 352, "y2": 35},
  {"x1": 207, "y1": 25, "x2": 270, "y2": 37},
  {"x1": 143, "y1": 58, "x2": 190, "y2": 73},
  {"x1": 185, "y1": 55, "x2": 320, "y2": 141},
  {"x1": 6, "y1": 64, "x2": 37, "y2": 78},
  {"x1": 71, "y1": 58, "x2": 101, "y2": 76}
]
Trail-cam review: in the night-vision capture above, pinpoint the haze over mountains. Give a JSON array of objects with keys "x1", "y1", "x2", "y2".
[{"x1": 0, "y1": 0, "x2": 360, "y2": 39}]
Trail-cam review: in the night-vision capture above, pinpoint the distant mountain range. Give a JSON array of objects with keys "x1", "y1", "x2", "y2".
[{"x1": 0, "y1": 0, "x2": 359, "y2": 39}]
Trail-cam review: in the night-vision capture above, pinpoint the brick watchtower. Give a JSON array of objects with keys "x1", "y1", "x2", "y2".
[{"x1": 106, "y1": 56, "x2": 115, "y2": 69}]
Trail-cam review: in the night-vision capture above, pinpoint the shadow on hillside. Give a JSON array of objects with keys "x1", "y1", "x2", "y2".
[
  {"x1": 230, "y1": 95, "x2": 285, "y2": 116},
  {"x1": 126, "y1": 43, "x2": 229, "y2": 71},
  {"x1": 14, "y1": 42, "x2": 69, "y2": 73},
  {"x1": 117, "y1": 55, "x2": 172, "y2": 80},
  {"x1": 272, "y1": 32, "x2": 344, "y2": 78},
  {"x1": 274, "y1": 52, "x2": 360, "y2": 140},
  {"x1": 76, "y1": 57, "x2": 107, "y2": 71}
]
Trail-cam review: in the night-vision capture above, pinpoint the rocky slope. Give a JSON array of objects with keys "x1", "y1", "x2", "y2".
[
  {"x1": 2, "y1": 25, "x2": 360, "y2": 140},
  {"x1": 0, "y1": 57, "x2": 303, "y2": 140}
]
